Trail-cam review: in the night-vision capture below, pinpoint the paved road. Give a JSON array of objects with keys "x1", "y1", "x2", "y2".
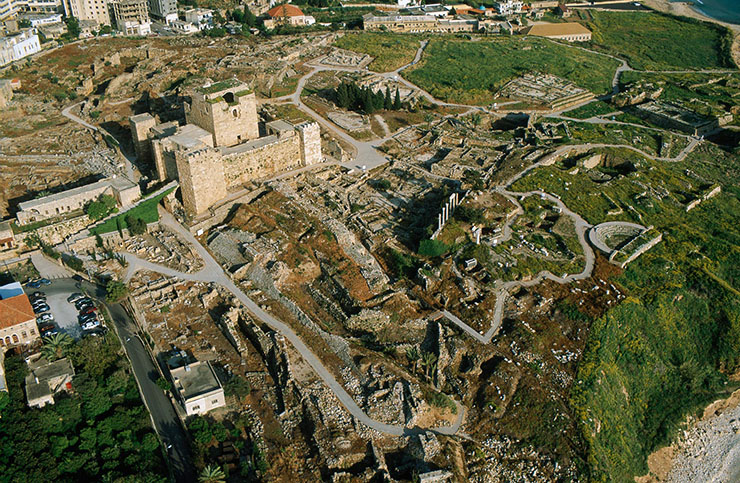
[
  {"x1": 122, "y1": 208, "x2": 465, "y2": 437},
  {"x1": 30, "y1": 251, "x2": 72, "y2": 279},
  {"x1": 105, "y1": 301, "x2": 196, "y2": 482},
  {"x1": 61, "y1": 102, "x2": 98, "y2": 131}
]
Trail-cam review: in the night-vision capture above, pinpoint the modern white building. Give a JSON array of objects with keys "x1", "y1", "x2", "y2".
[
  {"x1": 183, "y1": 7, "x2": 212, "y2": 29},
  {"x1": 63, "y1": 0, "x2": 112, "y2": 26},
  {"x1": 170, "y1": 360, "x2": 226, "y2": 416},
  {"x1": 19, "y1": 12, "x2": 63, "y2": 26},
  {"x1": 0, "y1": 0, "x2": 20, "y2": 21},
  {"x1": 170, "y1": 19, "x2": 198, "y2": 34},
  {"x1": 0, "y1": 29, "x2": 40, "y2": 67},
  {"x1": 494, "y1": 0, "x2": 523, "y2": 15}
]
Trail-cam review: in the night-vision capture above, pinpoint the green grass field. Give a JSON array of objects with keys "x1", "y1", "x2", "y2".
[
  {"x1": 586, "y1": 10, "x2": 735, "y2": 70},
  {"x1": 404, "y1": 37, "x2": 620, "y2": 105},
  {"x1": 562, "y1": 100, "x2": 617, "y2": 119},
  {"x1": 91, "y1": 188, "x2": 174, "y2": 235},
  {"x1": 334, "y1": 32, "x2": 423, "y2": 72}
]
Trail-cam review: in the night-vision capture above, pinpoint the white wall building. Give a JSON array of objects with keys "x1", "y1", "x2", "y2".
[
  {"x1": 20, "y1": 12, "x2": 63, "y2": 26},
  {"x1": 0, "y1": 0, "x2": 21, "y2": 21},
  {"x1": 63, "y1": 0, "x2": 111, "y2": 26},
  {"x1": 170, "y1": 361, "x2": 226, "y2": 416},
  {"x1": 183, "y1": 7, "x2": 212, "y2": 28},
  {"x1": 170, "y1": 19, "x2": 198, "y2": 34},
  {"x1": 0, "y1": 29, "x2": 40, "y2": 67},
  {"x1": 494, "y1": 0, "x2": 523, "y2": 15}
]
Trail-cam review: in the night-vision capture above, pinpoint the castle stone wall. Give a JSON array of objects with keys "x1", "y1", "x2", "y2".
[{"x1": 221, "y1": 135, "x2": 302, "y2": 186}]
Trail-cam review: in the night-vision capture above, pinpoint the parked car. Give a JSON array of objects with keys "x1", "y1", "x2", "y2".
[
  {"x1": 33, "y1": 304, "x2": 50, "y2": 314},
  {"x1": 79, "y1": 306, "x2": 97, "y2": 315},
  {"x1": 31, "y1": 298, "x2": 48, "y2": 307},
  {"x1": 81, "y1": 319, "x2": 101, "y2": 330},
  {"x1": 37, "y1": 313, "x2": 54, "y2": 323},
  {"x1": 67, "y1": 293, "x2": 85, "y2": 303},
  {"x1": 78, "y1": 313, "x2": 98, "y2": 324},
  {"x1": 31, "y1": 291, "x2": 45, "y2": 298},
  {"x1": 83, "y1": 327, "x2": 108, "y2": 338},
  {"x1": 75, "y1": 298, "x2": 93, "y2": 310},
  {"x1": 27, "y1": 280, "x2": 42, "y2": 288},
  {"x1": 39, "y1": 278, "x2": 51, "y2": 286},
  {"x1": 39, "y1": 324, "x2": 56, "y2": 334}
]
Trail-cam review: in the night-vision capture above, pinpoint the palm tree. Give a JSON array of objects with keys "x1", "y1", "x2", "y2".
[
  {"x1": 406, "y1": 346, "x2": 420, "y2": 375},
  {"x1": 420, "y1": 351, "x2": 438, "y2": 382},
  {"x1": 198, "y1": 465, "x2": 226, "y2": 483},
  {"x1": 41, "y1": 333, "x2": 74, "y2": 361}
]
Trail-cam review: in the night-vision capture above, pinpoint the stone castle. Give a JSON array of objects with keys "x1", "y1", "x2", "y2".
[{"x1": 130, "y1": 78, "x2": 322, "y2": 217}]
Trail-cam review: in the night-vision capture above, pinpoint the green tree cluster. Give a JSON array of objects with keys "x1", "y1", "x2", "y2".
[
  {"x1": 334, "y1": 81, "x2": 402, "y2": 114},
  {"x1": 418, "y1": 239, "x2": 448, "y2": 258},
  {"x1": 454, "y1": 205, "x2": 485, "y2": 225},
  {"x1": 0, "y1": 336, "x2": 167, "y2": 481},
  {"x1": 229, "y1": 7, "x2": 257, "y2": 27},
  {"x1": 65, "y1": 16, "x2": 81, "y2": 39},
  {"x1": 86, "y1": 194, "x2": 118, "y2": 221},
  {"x1": 105, "y1": 280, "x2": 128, "y2": 303},
  {"x1": 125, "y1": 214, "x2": 147, "y2": 235}
]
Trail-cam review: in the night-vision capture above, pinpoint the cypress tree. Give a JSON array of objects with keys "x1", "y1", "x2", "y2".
[
  {"x1": 384, "y1": 86, "x2": 392, "y2": 110},
  {"x1": 373, "y1": 89, "x2": 384, "y2": 111},
  {"x1": 336, "y1": 82, "x2": 350, "y2": 109},
  {"x1": 362, "y1": 88, "x2": 375, "y2": 114},
  {"x1": 393, "y1": 87, "x2": 402, "y2": 110}
]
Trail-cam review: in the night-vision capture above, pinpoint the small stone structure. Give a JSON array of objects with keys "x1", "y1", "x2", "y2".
[
  {"x1": 496, "y1": 72, "x2": 594, "y2": 110},
  {"x1": 131, "y1": 78, "x2": 322, "y2": 218},
  {"x1": 633, "y1": 101, "x2": 732, "y2": 136},
  {"x1": 0, "y1": 79, "x2": 13, "y2": 109}
]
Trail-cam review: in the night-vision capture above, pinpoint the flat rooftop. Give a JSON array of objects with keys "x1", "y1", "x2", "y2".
[
  {"x1": 130, "y1": 113, "x2": 155, "y2": 123},
  {"x1": 171, "y1": 361, "x2": 222, "y2": 400},
  {"x1": 168, "y1": 124, "x2": 212, "y2": 150},
  {"x1": 18, "y1": 179, "x2": 110, "y2": 211},
  {"x1": 221, "y1": 134, "x2": 279, "y2": 156},
  {"x1": 526, "y1": 22, "x2": 591, "y2": 37}
]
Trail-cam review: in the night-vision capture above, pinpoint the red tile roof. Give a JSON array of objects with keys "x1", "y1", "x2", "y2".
[
  {"x1": 0, "y1": 295, "x2": 35, "y2": 329},
  {"x1": 266, "y1": 4, "x2": 305, "y2": 18}
]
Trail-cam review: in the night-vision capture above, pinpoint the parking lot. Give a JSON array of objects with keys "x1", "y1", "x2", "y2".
[{"x1": 28, "y1": 278, "x2": 99, "y2": 340}]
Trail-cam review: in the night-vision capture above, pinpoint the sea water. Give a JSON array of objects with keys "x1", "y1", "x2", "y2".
[{"x1": 673, "y1": 0, "x2": 740, "y2": 25}]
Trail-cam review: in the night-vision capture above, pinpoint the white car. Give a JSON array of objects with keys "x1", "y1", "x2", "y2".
[{"x1": 81, "y1": 320, "x2": 101, "y2": 331}]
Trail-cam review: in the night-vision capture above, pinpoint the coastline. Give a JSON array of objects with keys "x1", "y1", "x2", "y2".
[
  {"x1": 637, "y1": 387, "x2": 740, "y2": 482},
  {"x1": 642, "y1": 0, "x2": 739, "y2": 32}
]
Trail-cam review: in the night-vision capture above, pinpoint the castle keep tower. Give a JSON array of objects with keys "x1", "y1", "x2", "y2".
[
  {"x1": 129, "y1": 113, "x2": 157, "y2": 163},
  {"x1": 186, "y1": 78, "x2": 259, "y2": 148},
  {"x1": 175, "y1": 147, "x2": 227, "y2": 216},
  {"x1": 296, "y1": 121, "x2": 322, "y2": 166}
]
